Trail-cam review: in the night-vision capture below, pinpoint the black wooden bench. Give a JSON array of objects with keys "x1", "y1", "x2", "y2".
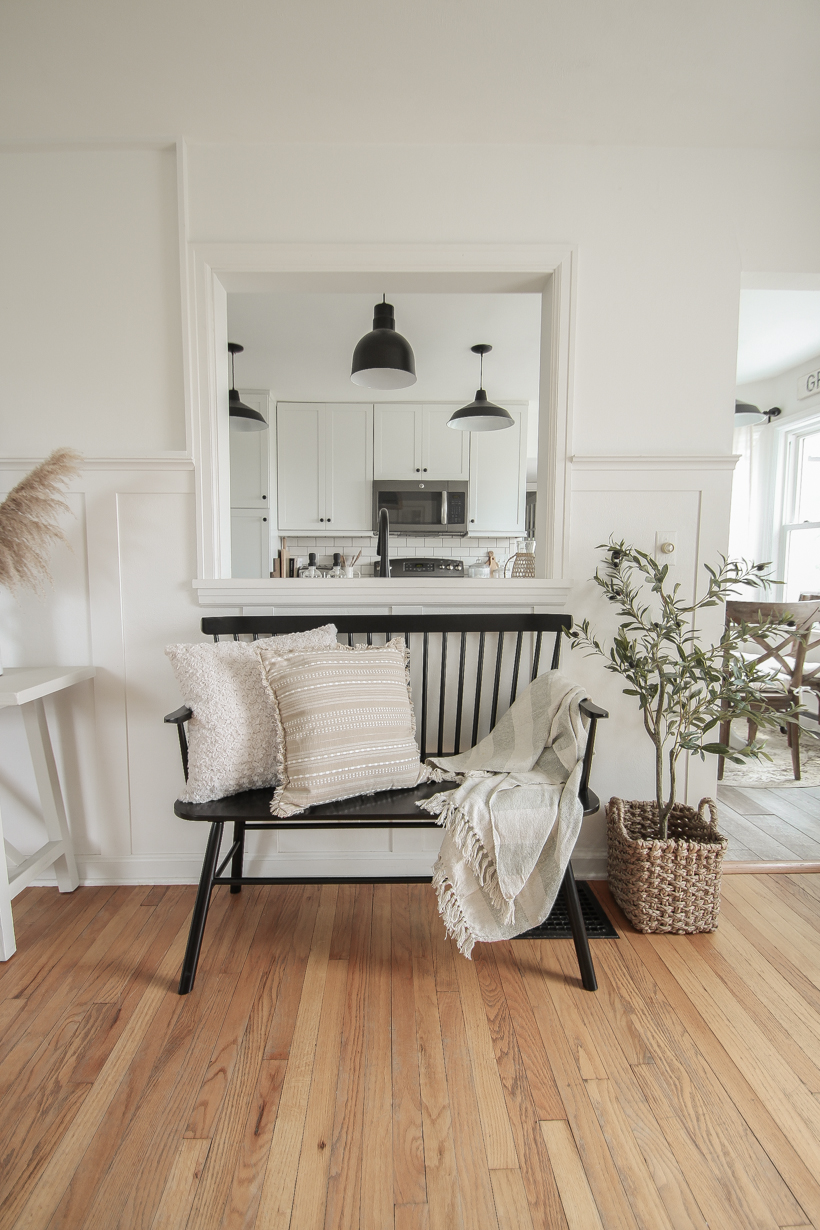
[{"x1": 166, "y1": 615, "x2": 608, "y2": 994}]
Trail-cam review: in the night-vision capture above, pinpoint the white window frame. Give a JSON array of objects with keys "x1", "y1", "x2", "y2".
[{"x1": 774, "y1": 410, "x2": 820, "y2": 598}]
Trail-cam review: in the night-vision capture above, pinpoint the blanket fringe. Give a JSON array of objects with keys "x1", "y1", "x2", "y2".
[
  {"x1": 421, "y1": 794, "x2": 511, "y2": 923},
  {"x1": 432, "y1": 864, "x2": 477, "y2": 959}
]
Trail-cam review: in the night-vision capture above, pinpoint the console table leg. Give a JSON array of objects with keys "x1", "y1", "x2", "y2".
[
  {"x1": 22, "y1": 699, "x2": 80, "y2": 893},
  {"x1": 0, "y1": 806, "x2": 17, "y2": 960}
]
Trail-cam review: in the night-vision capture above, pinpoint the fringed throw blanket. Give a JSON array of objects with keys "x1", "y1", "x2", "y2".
[{"x1": 419, "y1": 671, "x2": 588, "y2": 957}]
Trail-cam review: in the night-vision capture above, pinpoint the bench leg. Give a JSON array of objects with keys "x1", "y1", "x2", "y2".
[
  {"x1": 562, "y1": 863, "x2": 598, "y2": 992},
  {"x1": 179, "y1": 821, "x2": 224, "y2": 995},
  {"x1": 230, "y1": 822, "x2": 245, "y2": 894}
]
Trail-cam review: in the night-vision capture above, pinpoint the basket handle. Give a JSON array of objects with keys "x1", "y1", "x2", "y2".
[{"x1": 697, "y1": 797, "x2": 720, "y2": 833}]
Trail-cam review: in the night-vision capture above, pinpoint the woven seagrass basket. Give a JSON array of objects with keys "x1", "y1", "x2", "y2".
[{"x1": 607, "y1": 797, "x2": 728, "y2": 934}]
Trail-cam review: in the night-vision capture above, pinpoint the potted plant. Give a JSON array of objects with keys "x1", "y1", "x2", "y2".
[{"x1": 570, "y1": 540, "x2": 790, "y2": 933}]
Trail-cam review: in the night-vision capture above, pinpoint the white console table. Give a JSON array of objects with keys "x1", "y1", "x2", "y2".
[{"x1": 0, "y1": 665, "x2": 95, "y2": 960}]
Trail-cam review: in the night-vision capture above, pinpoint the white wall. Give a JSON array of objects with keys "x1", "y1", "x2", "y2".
[{"x1": 1, "y1": 9, "x2": 820, "y2": 882}]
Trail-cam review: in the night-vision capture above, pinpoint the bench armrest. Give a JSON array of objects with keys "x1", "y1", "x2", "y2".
[
  {"x1": 164, "y1": 706, "x2": 192, "y2": 780},
  {"x1": 579, "y1": 696, "x2": 608, "y2": 812}
]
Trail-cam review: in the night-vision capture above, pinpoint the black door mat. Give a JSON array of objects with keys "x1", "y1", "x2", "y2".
[{"x1": 515, "y1": 880, "x2": 619, "y2": 940}]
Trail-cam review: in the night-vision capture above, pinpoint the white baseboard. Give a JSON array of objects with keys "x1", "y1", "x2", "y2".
[{"x1": 29, "y1": 850, "x2": 609, "y2": 887}]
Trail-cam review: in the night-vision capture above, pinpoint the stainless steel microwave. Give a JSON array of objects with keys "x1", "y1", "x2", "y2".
[{"x1": 373, "y1": 480, "x2": 469, "y2": 535}]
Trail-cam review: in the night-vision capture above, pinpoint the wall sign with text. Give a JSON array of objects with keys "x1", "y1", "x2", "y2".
[{"x1": 797, "y1": 368, "x2": 820, "y2": 399}]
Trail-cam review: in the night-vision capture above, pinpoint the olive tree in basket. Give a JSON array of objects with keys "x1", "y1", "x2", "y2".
[{"x1": 569, "y1": 541, "x2": 791, "y2": 933}]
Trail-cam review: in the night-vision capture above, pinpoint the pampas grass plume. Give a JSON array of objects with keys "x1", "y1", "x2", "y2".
[{"x1": 0, "y1": 449, "x2": 83, "y2": 594}]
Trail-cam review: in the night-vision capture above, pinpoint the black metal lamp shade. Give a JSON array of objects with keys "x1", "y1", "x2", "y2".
[
  {"x1": 734, "y1": 400, "x2": 782, "y2": 427},
  {"x1": 447, "y1": 388, "x2": 515, "y2": 431},
  {"x1": 228, "y1": 342, "x2": 268, "y2": 432},
  {"x1": 448, "y1": 343, "x2": 514, "y2": 431},
  {"x1": 351, "y1": 299, "x2": 417, "y2": 389}
]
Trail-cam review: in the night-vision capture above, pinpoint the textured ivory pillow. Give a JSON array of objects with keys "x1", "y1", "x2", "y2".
[
  {"x1": 166, "y1": 625, "x2": 338, "y2": 803},
  {"x1": 258, "y1": 638, "x2": 429, "y2": 817}
]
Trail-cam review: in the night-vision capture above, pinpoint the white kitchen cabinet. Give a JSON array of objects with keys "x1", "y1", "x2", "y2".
[
  {"x1": 468, "y1": 404, "x2": 528, "y2": 535},
  {"x1": 374, "y1": 404, "x2": 469, "y2": 480},
  {"x1": 277, "y1": 403, "x2": 373, "y2": 534},
  {"x1": 229, "y1": 391, "x2": 270, "y2": 508},
  {"x1": 231, "y1": 508, "x2": 271, "y2": 578},
  {"x1": 230, "y1": 390, "x2": 271, "y2": 578}
]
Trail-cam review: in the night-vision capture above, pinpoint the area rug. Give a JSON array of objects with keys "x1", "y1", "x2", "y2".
[
  {"x1": 515, "y1": 880, "x2": 619, "y2": 939},
  {"x1": 720, "y1": 724, "x2": 820, "y2": 788}
]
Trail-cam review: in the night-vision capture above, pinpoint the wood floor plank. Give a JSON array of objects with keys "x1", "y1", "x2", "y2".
[
  {"x1": 8, "y1": 876, "x2": 820, "y2": 1230},
  {"x1": 518, "y1": 940, "x2": 639, "y2": 1230},
  {"x1": 409, "y1": 885, "x2": 464, "y2": 1230},
  {"x1": 361, "y1": 884, "x2": 394, "y2": 1230},
  {"x1": 395, "y1": 1204, "x2": 431, "y2": 1230},
  {"x1": 183, "y1": 891, "x2": 282, "y2": 1139},
  {"x1": 249, "y1": 884, "x2": 338, "y2": 1230},
  {"x1": 220, "y1": 1059, "x2": 287, "y2": 1230},
  {"x1": 540, "y1": 1119, "x2": 605, "y2": 1230},
  {"x1": 11, "y1": 918, "x2": 190, "y2": 1230},
  {"x1": 472, "y1": 943, "x2": 569, "y2": 1230},
  {"x1": 489, "y1": 1167, "x2": 536, "y2": 1230},
  {"x1": 289, "y1": 958, "x2": 349, "y2": 1230},
  {"x1": 688, "y1": 929, "x2": 820, "y2": 1092},
  {"x1": 391, "y1": 883, "x2": 427, "y2": 1207},
  {"x1": 437, "y1": 989, "x2": 500, "y2": 1230},
  {"x1": 322, "y1": 883, "x2": 373, "y2": 1230},
  {"x1": 648, "y1": 935, "x2": 820, "y2": 1172},
  {"x1": 597, "y1": 930, "x2": 809, "y2": 1229},
  {"x1": 451, "y1": 946, "x2": 519, "y2": 1169},
  {"x1": 487, "y1": 942, "x2": 565, "y2": 1121},
  {"x1": 149, "y1": 1137, "x2": 211, "y2": 1230},
  {"x1": 264, "y1": 883, "x2": 323, "y2": 1060},
  {"x1": 78, "y1": 970, "x2": 238, "y2": 1230}
]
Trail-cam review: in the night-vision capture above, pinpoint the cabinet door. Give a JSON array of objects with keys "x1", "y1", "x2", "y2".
[
  {"x1": 231, "y1": 508, "x2": 270, "y2": 578},
  {"x1": 229, "y1": 391, "x2": 270, "y2": 508},
  {"x1": 374, "y1": 404, "x2": 422, "y2": 478},
  {"x1": 422, "y1": 405, "x2": 470, "y2": 480},
  {"x1": 325, "y1": 404, "x2": 373, "y2": 533},
  {"x1": 468, "y1": 406, "x2": 528, "y2": 535},
  {"x1": 277, "y1": 403, "x2": 324, "y2": 530}
]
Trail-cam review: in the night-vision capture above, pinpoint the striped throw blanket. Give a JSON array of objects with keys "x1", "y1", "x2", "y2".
[{"x1": 418, "y1": 671, "x2": 589, "y2": 957}]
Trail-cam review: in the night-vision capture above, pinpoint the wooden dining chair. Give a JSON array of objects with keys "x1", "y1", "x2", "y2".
[{"x1": 718, "y1": 600, "x2": 820, "y2": 781}]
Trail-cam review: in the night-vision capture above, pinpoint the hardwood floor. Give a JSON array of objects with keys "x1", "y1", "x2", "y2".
[
  {"x1": 718, "y1": 783, "x2": 820, "y2": 863},
  {"x1": 2, "y1": 876, "x2": 820, "y2": 1228}
]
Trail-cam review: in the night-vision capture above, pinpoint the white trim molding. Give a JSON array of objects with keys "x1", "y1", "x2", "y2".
[
  {"x1": 0, "y1": 455, "x2": 194, "y2": 472},
  {"x1": 183, "y1": 241, "x2": 577, "y2": 582},
  {"x1": 192, "y1": 576, "x2": 573, "y2": 610},
  {"x1": 570, "y1": 455, "x2": 741, "y2": 471}
]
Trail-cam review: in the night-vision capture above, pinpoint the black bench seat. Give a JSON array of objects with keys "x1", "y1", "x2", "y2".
[{"x1": 166, "y1": 615, "x2": 607, "y2": 994}]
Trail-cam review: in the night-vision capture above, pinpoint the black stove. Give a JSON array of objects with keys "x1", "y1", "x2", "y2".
[{"x1": 387, "y1": 556, "x2": 465, "y2": 578}]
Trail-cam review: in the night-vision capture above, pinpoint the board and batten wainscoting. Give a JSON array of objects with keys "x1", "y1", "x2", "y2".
[{"x1": 0, "y1": 452, "x2": 739, "y2": 887}]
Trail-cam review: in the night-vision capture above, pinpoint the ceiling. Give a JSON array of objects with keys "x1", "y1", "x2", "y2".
[
  {"x1": 1, "y1": 0, "x2": 818, "y2": 147},
  {"x1": 227, "y1": 292, "x2": 542, "y2": 408},
  {"x1": 737, "y1": 291, "x2": 820, "y2": 385}
]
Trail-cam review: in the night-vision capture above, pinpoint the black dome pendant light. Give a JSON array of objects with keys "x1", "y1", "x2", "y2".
[
  {"x1": 351, "y1": 295, "x2": 417, "y2": 389},
  {"x1": 448, "y1": 344, "x2": 514, "y2": 431},
  {"x1": 228, "y1": 343, "x2": 268, "y2": 432}
]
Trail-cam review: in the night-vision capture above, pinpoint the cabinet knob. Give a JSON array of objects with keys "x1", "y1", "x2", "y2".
[
  {"x1": 319, "y1": 517, "x2": 324, "y2": 522},
  {"x1": 262, "y1": 517, "x2": 267, "y2": 522},
  {"x1": 416, "y1": 468, "x2": 420, "y2": 473},
  {"x1": 327, "y1": 518, "x2": 331, "y2": 523},
  {"x1": 423, "y1": 468, "x2": 427, "y2": 472},
  {"x1": 262, "y1": 494, "x2": 266, "y2": 500},
  {"x1": 470, "y1": 518, "x2": 475, "y2": 523}
]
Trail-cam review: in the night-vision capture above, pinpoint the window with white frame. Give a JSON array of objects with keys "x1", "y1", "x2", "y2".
[{"x1": 781, "y1": 420, "x2": 820, "y2": 601}]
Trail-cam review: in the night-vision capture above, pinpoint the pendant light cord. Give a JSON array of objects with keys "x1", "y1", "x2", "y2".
[
  {"x1": 230, "y1": 349, "x2": 235, "y2": 392},
  {"x1": 479, "y1": 349, "x2": 484, "y2": 391}
]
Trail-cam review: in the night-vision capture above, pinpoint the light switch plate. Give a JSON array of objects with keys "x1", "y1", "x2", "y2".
[{"x1": 655, "y1": 530, "x2": 678, "y2": 565}]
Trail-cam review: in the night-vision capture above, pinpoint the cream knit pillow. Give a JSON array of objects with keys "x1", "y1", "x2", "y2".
[
  {"x1": 166, "y1": 625, "x2": 338, "y2": 803},
  {"x1": 258, "y1": 638, "x2": 429, "y2": 817}
]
